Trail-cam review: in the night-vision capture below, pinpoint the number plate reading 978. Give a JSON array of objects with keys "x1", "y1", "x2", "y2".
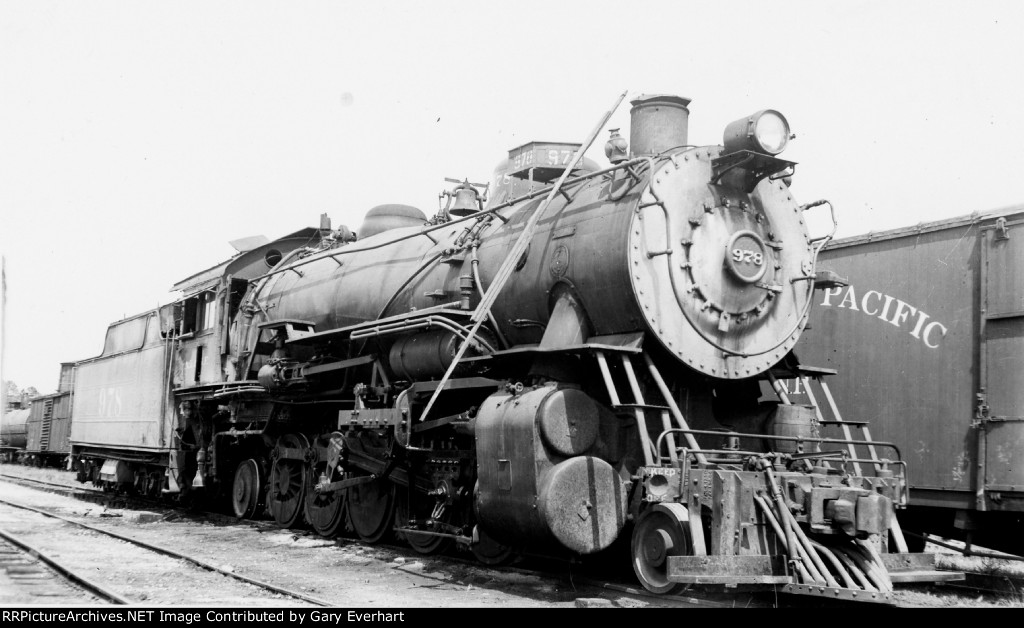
[{"x1": 510, "y1": 144, "x2": 581, "y2": 171}]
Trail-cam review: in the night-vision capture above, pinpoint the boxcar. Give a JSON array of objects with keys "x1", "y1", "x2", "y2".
[
  {"x1": 792, "y1": 206, "x2": 1024, "y2": 554},
  {"x1": 24, "y1": 363, "x2": 76, "y2": 467}
]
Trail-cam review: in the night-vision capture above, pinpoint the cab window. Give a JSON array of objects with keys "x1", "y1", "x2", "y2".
[{"x1": 181, "y1": 291, "x2": 217, "y2": 335}]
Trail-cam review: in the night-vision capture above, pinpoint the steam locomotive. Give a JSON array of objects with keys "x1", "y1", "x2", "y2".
[{"x1": 68, "y1": 94, "x2": 959, "y2": 602}]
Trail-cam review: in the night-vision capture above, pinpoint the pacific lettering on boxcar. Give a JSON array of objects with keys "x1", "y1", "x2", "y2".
[{"x1": 65, "y1": 94, "x2": 962, "y2": 603}]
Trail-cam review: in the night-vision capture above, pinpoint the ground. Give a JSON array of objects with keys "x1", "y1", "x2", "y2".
[{"x1": 1, "y1": 464, "x2": 1022, "y2": 608}]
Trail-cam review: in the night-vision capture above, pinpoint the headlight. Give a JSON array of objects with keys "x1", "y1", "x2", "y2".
[{"x1": 723, "y1": 110, "x2": 791, "y2": 156}]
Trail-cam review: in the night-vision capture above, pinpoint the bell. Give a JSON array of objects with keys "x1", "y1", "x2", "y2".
[
  {"x1": 192, "y1": 468, "x2": 205, "y2": 488},
  {"x1": 450, "y1": 180, "x2": 482, "y2": 216}
]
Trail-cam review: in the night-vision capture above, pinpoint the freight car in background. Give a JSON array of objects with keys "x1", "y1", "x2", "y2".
[
  {"x1": 23, "y1": 362, "x2": 76, "y2": 467},
  {"x1": 1, "y1": 405, "x2": 29, "y2": 463},
  {"x1": 792, "y1": 206, "x2": 1024, "y2": 555}
]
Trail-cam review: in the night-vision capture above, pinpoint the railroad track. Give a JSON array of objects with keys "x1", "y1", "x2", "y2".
[
  {"x1": 0, "y1": 492, "x2": 333, "y2": 606},
  {"x1": 0, "y1": 470, "x2": 1007, "y2": 608},
  {"x1": 0, "y1": 525, "x2": 130, "y2": 604},
  {"x1": 0, "y1": 472, "x2": 753, "y2": 607},
  {"x1": 0, "y1": 472, "x2": 170, "y2": 510}
]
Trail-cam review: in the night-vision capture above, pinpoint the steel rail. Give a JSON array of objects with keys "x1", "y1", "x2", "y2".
[
  {"x1": 0, "y1": 496, "x2": 334, "y2": 606},
  {"x1": 904, "y1": 530, "x2": 1024, "y2": 562},
  {"x1": 0, "y1": 473, "x2": 102, "y2": 495},
  {"x1": 2, "y1": 471, "x2": 998, "y2": 606},
  {"x1": 0, "y1": 525, "x2": 133, "y2": 604}
]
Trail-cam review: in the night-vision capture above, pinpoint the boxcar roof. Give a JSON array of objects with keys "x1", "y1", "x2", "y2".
[{"x1": 825, "y1": 203, "x2": 1024, "y2": 250}]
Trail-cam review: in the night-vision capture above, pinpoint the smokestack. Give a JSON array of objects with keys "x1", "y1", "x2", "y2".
[{"x1": 629, "y1": 94, "x2": 691, "y2": 158}]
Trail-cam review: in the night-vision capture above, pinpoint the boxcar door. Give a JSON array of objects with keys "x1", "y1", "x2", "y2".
[{"x1": 979, "y1": 217, "x2": 1024, "y2": 509}]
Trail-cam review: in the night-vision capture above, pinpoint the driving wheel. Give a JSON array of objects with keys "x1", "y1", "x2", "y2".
[
  {"x1": 304, "y1": 433, "x2": 347, "y2": 537},
  {"x1": 267, "y1": 434, "x2": 308, "y2": 528}
]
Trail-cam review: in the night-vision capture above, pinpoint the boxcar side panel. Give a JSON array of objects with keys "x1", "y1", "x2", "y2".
[
  {"x1": 980, "y1": 221, "x2": 1024, "y2": 497},
  {"x1": 50, "y1": 393, "x2": 72, "y2": 455},
  {"x1": 796, "y1": 222, "x2": 984, "y2": 504},
  {"x1": 26, "y1": 403, "x2": 43, "y2": 453},
  {"x1": 25, "y1": 392, "x2": 72, "y2": 455}
]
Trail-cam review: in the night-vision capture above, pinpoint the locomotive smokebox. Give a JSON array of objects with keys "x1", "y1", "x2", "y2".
[{"x1": 629, "y1": 94, "x2": 691, "y2": 158}]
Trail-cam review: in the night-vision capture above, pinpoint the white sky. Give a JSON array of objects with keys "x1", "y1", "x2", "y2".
[{"x1": 1, "y1": 1, "x2": 1022, "y2": 392}]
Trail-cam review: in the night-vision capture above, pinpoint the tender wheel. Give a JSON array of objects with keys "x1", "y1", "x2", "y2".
[
  {"x1": 267, "y1": 434, "x2": 308, "y2": 528},
  {"x1": 147, "y1": 471, "x2": 159, "y2": 498},
  {"x1": 631, "y1": 504, "x2": 691, "y2": 595},
  {"x1": 304, "y1": 433, "x2": 346, "y2": 537},
  {"x1": 232, "y1": 459, "x2": 264, "y2": 519}
]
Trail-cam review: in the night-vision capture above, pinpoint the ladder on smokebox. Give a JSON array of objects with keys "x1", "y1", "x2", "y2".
[
  {"x1": 766, "y1": 365, "x2": 911, "y2": 552},
  {"x1": 592, "y1": 350, "x2": 707, "y2": 468},
  {"x1": 595, "y1": 350, "x2": 671, "y2": 467},
  {"x1": 39, "y1": 398, "x2": 54, "y2": 452},
  {"x1": 591, "y1": 349, "x2": 711, "y2": 560}
]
